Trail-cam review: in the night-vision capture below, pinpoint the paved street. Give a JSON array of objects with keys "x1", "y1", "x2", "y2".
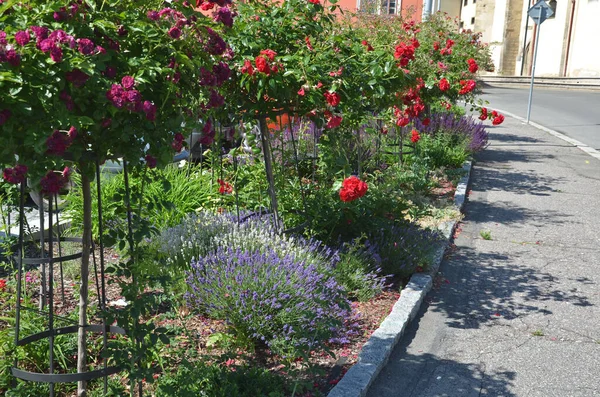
[
  {"x1": 367, "y1": 114, "x2": 600, "y2": 396},
  {"x1": 480, "y1": 86, "x2": 600, "y2": 150}
]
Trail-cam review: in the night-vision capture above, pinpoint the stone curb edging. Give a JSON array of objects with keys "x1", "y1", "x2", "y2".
[{"x1": 327, "y1": 161, "x2": 472, "y2": 397}]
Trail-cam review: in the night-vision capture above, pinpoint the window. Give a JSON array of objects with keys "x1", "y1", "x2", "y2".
[
  {"x1": 388, "y1": 0, "x2": 396, "y2": 14},
  {"x1": 460, "y1": 21, "x2": 464, "y2": 29},
  {"x1": 471, "y1": 16, "x2": 475, "y2": 24},
  {"x1": 463, "y1": 0, "x2": 468, "y2": 6}
]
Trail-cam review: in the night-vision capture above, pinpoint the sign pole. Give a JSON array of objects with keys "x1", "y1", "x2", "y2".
[
  {"x1": 526, "y1": 21, "x2": 540, "y2": 124},
  {"x1": 525, "y1": 0, "x2": 553, "y2": 124}
]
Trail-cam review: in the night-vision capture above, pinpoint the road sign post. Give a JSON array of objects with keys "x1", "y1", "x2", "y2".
[{"x1": 526, "y1": 0, "x2": 554, "y2": 124}]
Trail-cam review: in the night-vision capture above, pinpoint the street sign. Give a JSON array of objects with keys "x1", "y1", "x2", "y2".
[{"x1": 528, "y1": 0, "x2": 554, "y2": 25}]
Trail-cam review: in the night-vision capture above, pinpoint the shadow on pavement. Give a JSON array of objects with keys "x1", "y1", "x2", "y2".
[
  {"x1": 428, "y1": 245, "x2": 593, "y2": 330},
  {"x1": 367, "y1": 309, "x2": 517, "y2": 397}
]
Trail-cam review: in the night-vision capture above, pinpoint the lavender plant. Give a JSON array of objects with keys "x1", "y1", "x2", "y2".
[
  {"x1": 367, "y1": 223, "x2": 443, "y2": 277},
  {"x1": 186, "y1": 246, "x2": 357, "y2": 358},
  {"x1": 408, "y1": 113, "x2": 489, "y2": 153}
]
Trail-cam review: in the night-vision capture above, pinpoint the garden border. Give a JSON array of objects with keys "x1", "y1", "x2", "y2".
[{"x1": 327, "y1": 160, "x2": 472, "y2": 397}]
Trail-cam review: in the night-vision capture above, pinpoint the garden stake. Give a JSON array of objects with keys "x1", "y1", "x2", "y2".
[
  {"x1": 78, "y1": 171, "x2": 93, "y2": 397},
  {"x1": 54, "y1": 194, "x2": 66, "y2": 304},
  {"x1": 233, "y1": 154, "x2": 241, "y2": 224},
  {"x1": 13, "y1": 182, "x2": 25, "y2": 386},
  {"x1": 287, "y1": 115, "x2": 308, "y2": 220},
  {"x1": 95, "y1": 158, "x2": 109, "y2": 395},
  {"x1": 48, "y1": 197, "x2": 55, "y2": 397},
  {"x1": 39, "y1": 198, "x2": 47, "y2": 310},
  {"x1": 259, "y1": 117, "x2": 281, "y2": 232}
]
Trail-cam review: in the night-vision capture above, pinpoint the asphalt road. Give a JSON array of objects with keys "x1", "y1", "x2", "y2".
[{"x1": 479, "y1": 86, "x2": 600, "y2": 150}]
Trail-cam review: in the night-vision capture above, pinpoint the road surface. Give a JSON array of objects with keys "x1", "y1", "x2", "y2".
[{"x1": 479, "y1": 86, "x2": 600, "y2": 150}]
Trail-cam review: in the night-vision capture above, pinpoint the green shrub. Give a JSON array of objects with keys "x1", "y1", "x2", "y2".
[
  {"x1": 155, "y1": 359, "x2": 288, "y2": 397},
  {"x1": 334, "y1": 239, "x2": 387, "y2": 302}
]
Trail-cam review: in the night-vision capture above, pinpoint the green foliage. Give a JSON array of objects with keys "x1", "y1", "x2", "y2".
[
  {"x1": 66, "y1": 164, "x2": 212, "y2": 240},
  {"x1": 154, "y1": 359, "x2": 289, "y2": 397},
  {"x1": 334, "y1": 240, "x2": 387, "y2": 302},
  {"x1": 415, "y1": 133, "x2": 471, "y2": 170}
]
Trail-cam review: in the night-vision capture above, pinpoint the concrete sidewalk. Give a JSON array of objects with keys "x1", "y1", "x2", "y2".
[{"x1": 367, "y1": 115, "x2": 600, "y2": 396}]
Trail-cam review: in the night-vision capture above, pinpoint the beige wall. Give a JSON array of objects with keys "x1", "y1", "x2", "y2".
[{"x1": 567, "y1": 0, "x2": 600, "y2": 77}]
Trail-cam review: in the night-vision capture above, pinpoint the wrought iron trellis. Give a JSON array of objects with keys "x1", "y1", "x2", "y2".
[{"x1": 11, "y1": 162, "x2": 126, "y2": 396}]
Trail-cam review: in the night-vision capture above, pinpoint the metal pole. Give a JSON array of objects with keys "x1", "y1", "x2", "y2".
[
  {"x1": 520, "y1": 15, "x2": 530, "y2": 76},
  {"x1": 526, "y1": 21, "x2": 541, "y2": 124}
]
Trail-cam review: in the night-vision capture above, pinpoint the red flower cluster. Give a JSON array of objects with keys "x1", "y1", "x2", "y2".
[
  {"x1": 145, "y1": 155, "x2": 157, "y2": 169},
  {"x1": 329, "y1": 67, "x2": 344, "y2": 77},
  {"x1": 394, "y1": 40, "x2": 418, "y2": 67},
  {"x1": 218, "y1": 179, "x2": 232, "y2": 194},
  {"x1": 479, "y1": 107, "x2": 488, "y2": 120},
  {"x1": 467, "y1": 58, "x2": 478, "y2": 73},
  {"x1": 242, "y1": 49, "x2": 280, "y2": 76},
  {"x1": 458, "y1": 79, "x2": 476, "y2": 95},
  {"x1": 440, "y1": 38, "x2": 454, "y2": 55},
  {"x1": 439, "y1": 77, "x2": 450, "y2": 92},
  {"x1": 361, "y1": 40, "x2": 374, "y2": 52},
  {"x1": 105, "y1": 75, "x2": 156, "y2": 120},
  {"x1": 40, "y1": 168, "x2": 71, "y2": 196},
  {"x1": 339, "y1": 176, "x2": 368, "y2": 202},
  {"x1": 410, "y1": 129, "x2": 421, "y2": 143},
  {"x1": 308, "y1": 0, "x2": 320, "y2": 4},
  {"x1": 172, "y1": 132, "x2": 185, "y2": 151},
  {"x1": 324, "y1": 91, "x2": 341, "y2": 107},
  {"x1": 0, "y1": 279, "x2": 6, "y2": 290},
  {"x1": 305, "y1": 36, "x2": 313, "y2": 51},
  {"x1": 478, "y1": 108, "x2": 505, "y2": 125},
  {"x1": 200, "y1": 120, "x2": 216, "y2": 145},
  {"x1": 46, "y1": 128, "x2": 77, "y2": 156},
  {"x1": 491, "y1": 110, "x2": 505, "y2": 125},
  {"x1": 2, "y1": 164, "x2": 28, "y2": 184},
  {"x1": 324, "y1": 111, "x2": 343, "y2": 129}
]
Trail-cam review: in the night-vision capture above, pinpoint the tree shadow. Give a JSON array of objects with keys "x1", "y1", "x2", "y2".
[
  {"x1": 429, "y1": 245, "x2": 593, "y2": 331},
  {"x1": 471, "y1": 159, "x2": 567, "y2": 197},
  {"x1": 367, "y1": 308, "x2": 517, "y2": 397}
]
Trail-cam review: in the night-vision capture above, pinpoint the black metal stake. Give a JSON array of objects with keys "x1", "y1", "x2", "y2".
[
  {"x1": 54, "y1": 195, "x2": 66, "y2": 304},
  {"x1": 39, "y1": 198, "x2": 47, "y2": 310},
  {"x1": 48, "y1": 196, "x2": 55, "y2": 397},
  {"x1": 13, "y1": 182, "x2": 25, "y2": 381},
  {"x1": 95, "y1": 159, "x2": 109, "y2": 395}
]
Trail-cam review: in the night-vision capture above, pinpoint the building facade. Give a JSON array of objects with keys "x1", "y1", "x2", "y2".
[{"x1": 460, "y1": 0, "x2": 600, "y2": 77}]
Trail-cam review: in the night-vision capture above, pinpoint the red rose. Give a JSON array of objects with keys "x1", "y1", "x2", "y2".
[
  {"x1": 326, "y1": 115, "x2": 343, "y2": 129},
  {"x1": 255, "y1": 56, "x2": 270, "y2": 74},
  {"x1": 218, "y1": 179, "x2": 232, "y2": 194},
  {"x1": 410, "y1": 129, "x2": 420, "y2": 143},
  {"x1": 145, "y1": 155, "x2": 157, "y2": 169},
  {"x1": 298, "y1": 87, "x2": 305, "y2": 96},
  {"x1": 2, "y1": 164, "x2": 28, "y2": 184},
  {"x1": 0, "y1": 279, "x2": 6, "y2": 290},
  {"x1": 458, "y1": 79, "x2": 476, "y2": 95},
  {"x1": 308, "y1": 0, "x2": 320, "y2": 4},
  {"x1": 259, "y1": 49, "x2": 277, "y2": 61},
  {"x1": 479, "y1": 107, "x2": 488, "y2": 120},
  {"x1": 339, "y1": 176, "x2": 368, "y2": 202},
  {"x1": 324, "y1": 91, "x2": 341, "y2": 107},
  {"x1": 422, "y1": 117, "x2": 430, "y2": 126},
  {"x1": 439, "y1": 78, "x2": 450, "y2": 92},
  {"x1": 241, "y1": 59, "x2": 254, "y2": 75},
  {"x1": 468, "y1": 58, "x2": 479, "y2": 73},
  {"x1": 492, "y1": 114, "x2": 505, "y2": 125}
]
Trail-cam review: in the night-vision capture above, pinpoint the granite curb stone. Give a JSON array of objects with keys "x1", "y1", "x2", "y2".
[{"x1": 327, "y1": 161, "x2": 472, "y2": 397}]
